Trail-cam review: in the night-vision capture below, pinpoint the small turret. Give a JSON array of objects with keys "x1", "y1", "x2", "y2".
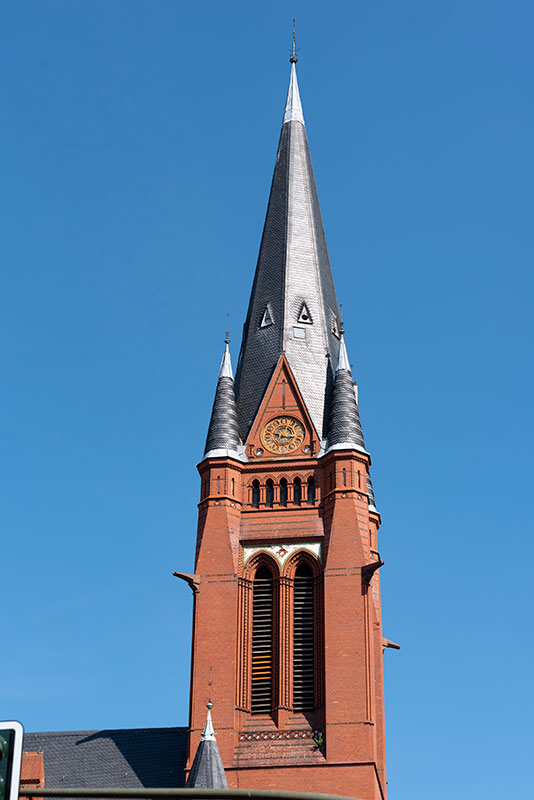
[
  {"x1": 203, "y1": 339, "x2": 241, "y2": 459},
  {"x1": 186, "y1": 702, "x2": 228, "y2": 789},
  {"x1": 326, "y1": 330, "x2": 366, "y2": 453}
]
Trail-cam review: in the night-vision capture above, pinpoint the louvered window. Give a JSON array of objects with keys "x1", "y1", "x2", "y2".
[
  {"x1": 293, "y1": 477, "x2": 302, "y2": 505},
  {"x1": 251, "y1": 566, "x2": 274, "y2": 714},
  {"x1": 252, "y1": 480, "x2": 260, "y2": 508},
  {"x1": 265, "y1": 479, "x2": 274, "y2": 507},
  {"x1": 307, "y1": 476, "x2": 316, "y2": 505},
  {"x1": 293, "y1": 563, "x2": 315, "y2": 710}
]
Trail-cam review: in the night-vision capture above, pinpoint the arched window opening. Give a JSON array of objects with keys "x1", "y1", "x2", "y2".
[
  {"x1": 343, "y1": 468, "x2": 347, "y2": 486},
  {"x1": 217, "y1": 476, "x2": 221, "y2": 494},
  {"x1": 293, "y1": 563, "x2": 315, "y2": 711},
  {"x1": 251, "y1": 566, "x2": 274, "y2": 714},
  {"x1": 279, "y1": 478, "x2": 288, "y2": 507},
  {"x1": 357, "y1": 470, "x2": 362, "y2": 489},
  {"x1": 231, "y1": 478, "x2": 235, "y2": 496},
  {"x1": 307, "y1": 476, "x2": 316, "y2": 505},
  {"x1": 293, "y1": 477, "x2": 302, "y2": 505},
  {"x1": 265, "y1": 479, "x2": 274, "y2": 507},
  {"x1": 252, "y1": 480, "x2": 260, "y2": 508}
]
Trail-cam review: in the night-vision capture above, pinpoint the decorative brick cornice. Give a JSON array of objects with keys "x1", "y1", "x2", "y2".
[{"x1": 238, "y1": 729, "x2": 323, "y2": 742}]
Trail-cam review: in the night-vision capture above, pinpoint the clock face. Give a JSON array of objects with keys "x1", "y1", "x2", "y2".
[{"x1": 261, "y1": 416, "x2": 305, "y2": 454}]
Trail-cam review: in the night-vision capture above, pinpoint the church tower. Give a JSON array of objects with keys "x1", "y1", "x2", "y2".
[{"x1": 183, "y1": 55, "x2": 390, "y2": 800}]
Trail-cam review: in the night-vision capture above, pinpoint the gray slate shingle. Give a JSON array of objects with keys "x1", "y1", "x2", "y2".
[{"x1": 23, "y1": 727, "x2": 187, "y2": 790}]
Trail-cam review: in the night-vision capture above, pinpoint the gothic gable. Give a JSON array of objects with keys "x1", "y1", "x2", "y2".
[{"x1": 244, "y1": 354, "x2": 319, "y2": 460}]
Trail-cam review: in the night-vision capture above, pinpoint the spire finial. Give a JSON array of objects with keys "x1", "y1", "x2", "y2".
[
  {"x1": 284, "y1": 30, "x2": 304, "y2": 125},
  {"x1": 225, "y1": 313, "x2": 230, "y2": 345},
  {"x1": 207, "y1": 665, "x2": 213, "y2": 710},
  {"x1": 200, "y1": 666, "x2": 216, "y2": 740},
  {"x1": 290, "y1": 19, "x2": 298, "y2": 63}
]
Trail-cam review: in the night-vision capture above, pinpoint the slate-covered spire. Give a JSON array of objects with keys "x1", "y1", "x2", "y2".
[
  {"x1": 326, "y1": 331, "x2": 366, "y2": 453},
  {"x1": 186, "y1": 702, "x2": 228, "y2": 789},
  {"x1": 204, "y1": 339, "x2": 241, "y2": 459},
  {"x1": 234, "y1": 58, "x2": 342, "y2": 442}
]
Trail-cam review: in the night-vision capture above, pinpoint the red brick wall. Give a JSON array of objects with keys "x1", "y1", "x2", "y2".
[{"x1": 187, "y1": 360, "x2": 387, "y2": 798}]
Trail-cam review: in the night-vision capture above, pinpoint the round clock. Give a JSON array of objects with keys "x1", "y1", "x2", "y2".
[{"x1": 261, "y1": 416, "x2": 305, "y2": 454}]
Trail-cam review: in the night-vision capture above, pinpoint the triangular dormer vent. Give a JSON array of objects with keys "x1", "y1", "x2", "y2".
[
  {"x1": 298, "y1": 302, "x2": 313, "y2": 324},
  {"x1": 331, "y1": 313, "x2": 340, "y2": 339},
  {"x1": 260, "y1": 305, "x2": 274, "y2": 328}
]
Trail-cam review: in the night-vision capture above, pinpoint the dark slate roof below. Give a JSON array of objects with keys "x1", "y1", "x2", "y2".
[{"x1": 23, "y1": 727, "x2": 187, "y2": 790}]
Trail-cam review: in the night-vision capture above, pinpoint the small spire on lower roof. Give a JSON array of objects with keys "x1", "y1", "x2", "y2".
[
  {"x1": 200, "y1": 702, "x2": 216, "y2": 742},
  {"x1": 186, "y1": 701, "x2": 228, "y2": 789}
]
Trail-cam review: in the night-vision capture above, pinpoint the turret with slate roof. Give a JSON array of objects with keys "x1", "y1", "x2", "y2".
[
  {"x1": 186, "y1": 703, "x2": 228, "y2": 789},
  {"x1": 204, "y1": 338, "x2": 241, "y2": 460},
  {"x1": 326, "y1": 328, "x2": 367, "y2": 454}
]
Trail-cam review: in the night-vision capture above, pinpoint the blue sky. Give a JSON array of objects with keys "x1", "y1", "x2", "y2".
[{"x1": 2, "y1": 2, "x2": 533, "y2": 798}]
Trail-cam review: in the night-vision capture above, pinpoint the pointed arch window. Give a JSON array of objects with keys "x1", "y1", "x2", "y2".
[
  {"x1": 293, "y1": 563, "x2": 315, "y2": 711},
  {"x1": 307, "y1": 476, "x2": 316, "y2": 505},
  {"x1": 293, "y1": 477, "x2": 302, "y2": 505},
  {"x1": 252, "y1": 480, "x2": 260, "y2": 508},
  {"x1": 279, "y1": 478, "x2": 288, "y2": 507},
  {"x1": 265, "y1": 479, "x2": 274, "y2": 507},
  {"x1": 251, "y1": 566, "x2": 274, "y2": 714},
  {"x1": 238, "y1": 554, "x2": 323, "y2": 718}
]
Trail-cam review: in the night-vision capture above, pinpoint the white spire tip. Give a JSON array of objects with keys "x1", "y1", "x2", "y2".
[
  {"x1": 283, "y1": 62, "x2": 304, "y2": 125},
  {"x1": 219, "y1": 341, "x2": 233, "y2": 379}
]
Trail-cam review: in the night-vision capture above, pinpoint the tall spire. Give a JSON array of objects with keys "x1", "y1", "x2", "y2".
[
  {"x1": 204, "y1": 338, "x2": 241, "y2": 459},
  {"x1": 234, "y1": 58, "x2": 342, "y2": 442},
  {"x1": 186, "y1": 702, "x2": 228, "y2": 788}
]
